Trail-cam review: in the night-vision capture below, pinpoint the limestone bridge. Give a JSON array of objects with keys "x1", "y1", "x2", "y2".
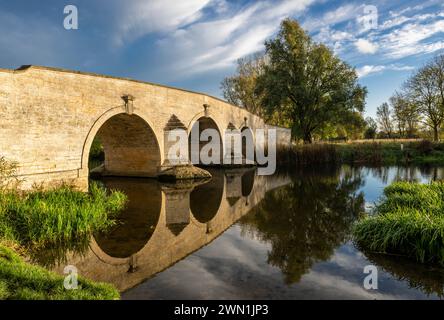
[{"x1": 0, "y1": 66, "x2": 291, "y2": 190}]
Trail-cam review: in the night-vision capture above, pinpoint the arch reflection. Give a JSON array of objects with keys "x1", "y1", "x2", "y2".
[
  {"x1": 190, "y1": 169, "x2": 224, "y2": 223},
  {"x1": 94, "y1": 178, "x2": 162, "y2": 258},
  {"x1": 241, "y1": 168, "x2": 255, "y2": 197}
]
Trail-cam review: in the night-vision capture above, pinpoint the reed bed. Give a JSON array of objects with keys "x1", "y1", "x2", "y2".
[
  {"x1": 353, "y1": 181, "x2": 444, "y2": 266},
  {"x1": 0, "y1": 182, "x2": 126, "y2": 247}
]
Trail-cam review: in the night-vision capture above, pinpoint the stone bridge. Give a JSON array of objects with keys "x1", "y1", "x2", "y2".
[
  {"x1": 51, "y1": 169, "x2": 291, "y2": 292},
  {"x1": 0, "y1": 66, "x2": 291, "y2": 190}
]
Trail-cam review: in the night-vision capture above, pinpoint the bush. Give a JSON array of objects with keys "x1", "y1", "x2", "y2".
[{"x1": 416, "y1": 139, "x2": 434, "y2": 155}]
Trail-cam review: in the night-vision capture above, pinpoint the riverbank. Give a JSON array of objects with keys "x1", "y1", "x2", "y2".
[
  {"x1": 0, "y1": 245, "x2": 119, "y2": 299},
  {"x1": 0, "y1": 180, "x2": 126, "y2": 300},
  {"x1": 353, "y1": 181, "x2": 444, "y2": 266},
  {"x1": 277, "y1": 140, "x2": 444, "y2": 166}
]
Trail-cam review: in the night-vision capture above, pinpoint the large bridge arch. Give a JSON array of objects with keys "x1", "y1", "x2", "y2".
[
  {"x1": 188, "y1": 114, "x2": 224, "y2": 166},
  {"x1": 81, "y1": 109, "x2": 162, "y2": 180}
]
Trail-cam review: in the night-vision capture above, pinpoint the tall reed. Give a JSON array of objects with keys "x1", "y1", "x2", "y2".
[
  {"x1": 353, "y1": 181, "x2": 444, "y2": 265},
  {"x1": 0, "y1": 182, "x2": 126, "y2": 247}
]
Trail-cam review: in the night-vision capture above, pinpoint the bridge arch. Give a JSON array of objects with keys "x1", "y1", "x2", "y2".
[
  {"x1": 81, "y1": 109, "x2": 162, "y2": 178},
  {"x1": 188, "y1": 115, "x2": 224, "y2": 166}
]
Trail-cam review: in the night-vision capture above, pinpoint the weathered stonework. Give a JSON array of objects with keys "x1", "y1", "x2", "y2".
[{"x1": 0, "y1": 65, "x2": 291, "y2": 190}]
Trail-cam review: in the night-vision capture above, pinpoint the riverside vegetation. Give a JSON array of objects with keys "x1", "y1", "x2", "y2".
[
  {"x1": 353, "y1": 181, "x2": 444, "y2": 266},
  {"x1": 0, "y1": 157, "x2": 126, "y2": 300},
  {"x1": 277, "y1": 140, "x2": 444, "y2": 166},
  {"x1": 275, "y1": 141, "x2": 444, "y2": 267}
]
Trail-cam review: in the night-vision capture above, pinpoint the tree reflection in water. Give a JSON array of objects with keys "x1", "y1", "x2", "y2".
[
  {"x1": 361, "y1": 251, "x2": 444, "y2": 298},
  {"x1": 239, "y1": 165, "x2": 365, "y2": 284}
]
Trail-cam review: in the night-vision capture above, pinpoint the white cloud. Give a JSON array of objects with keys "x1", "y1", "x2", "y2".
[
  {"x1": 153, "y1": 0, "x2": 315, "y2": 77},
  {"x1": 380, "y1": 19, "x2": 444, "y2": 59},
  {"x1": 114, "y1": 0, "x2": 211, "y2": 45},
  {"x1": 357, "y1": 64, "x2": 414, "y2": 78},
  {"x1": 302, "y1": 4, "x2": 362, "y2": 32},
  {"x1": 355, "y1": 39, "x2": 378, "y2": 54}
]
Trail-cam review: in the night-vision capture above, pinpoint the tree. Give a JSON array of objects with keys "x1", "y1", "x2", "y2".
[
  {"x1": 389, "y1": 91, "x2": 420, "y2": 138},
  {"x1": 342, "y1": 111, "x2": 367, "y2": 140},
  {"x1": 364, "y1": 117, "x2": 377, "y2": 139},
  {"x1": 221, "y1": 53, "x2": 268, "y2": 117},
  {"x1": 256, "y1": 19, "x2": 367, "y2": 143},
  {"x1": 406, "y1": 57, "x2": 444, "y2": 141},
  {"x1": 376, "y1": 102, "x2": 393, "y2": 138}
]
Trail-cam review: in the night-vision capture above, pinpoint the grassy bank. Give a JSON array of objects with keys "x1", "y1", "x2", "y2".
[
  {"x1": 0, "y1": 245, "x2": 119, "y2": 300},
  {"x1": 277, "y1": 140, "x2": 444, "y2": 166},
  {"x1": 0, "y1": 156, "x2": 127, "y2": 299},
  {"x1": 353, "y1": 181, "x2": 444, "y2": 266},
  {"x1": 0, "y1": 182, "x2": 126, "y2": 247}
]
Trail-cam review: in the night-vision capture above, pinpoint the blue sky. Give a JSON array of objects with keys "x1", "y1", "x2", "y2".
[{"x1": 0, "y1": 0, "x2": 443, "y2": 118}]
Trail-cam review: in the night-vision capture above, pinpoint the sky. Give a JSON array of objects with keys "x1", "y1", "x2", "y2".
[{"x1": 0, "y1": 0, "x2": 443, "y2": 118}]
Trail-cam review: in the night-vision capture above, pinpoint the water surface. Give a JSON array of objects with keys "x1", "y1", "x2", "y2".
[{"x1": 40, "y1": 165, "x2": 444, "y2": 299}]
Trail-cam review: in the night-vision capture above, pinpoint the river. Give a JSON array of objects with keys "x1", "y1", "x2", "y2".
[{"x1": 33, "y1": 165, "x2": 444, "y2": 299}]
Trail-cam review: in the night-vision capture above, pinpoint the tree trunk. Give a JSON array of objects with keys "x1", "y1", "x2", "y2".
[
  {"x1": 433, "y1": 126, "x2": 440, "y2": 142},
  {"x1": 303, "y1": 131, "x2": 312, "y2": 144}
]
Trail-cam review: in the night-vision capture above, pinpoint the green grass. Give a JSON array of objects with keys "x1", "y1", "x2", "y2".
[
  {"x1": 0, "y1": 245, "x2": 119, "y2": 300},
  {"x1": 0, "y1": 182, "x2": 126, "y2": 247},
  {"x1": 353, "y1": 181, "x2": 444, "y2": 265},
  {"x1": 0, "y1": 181, "x2": 126, "y2": 300}
]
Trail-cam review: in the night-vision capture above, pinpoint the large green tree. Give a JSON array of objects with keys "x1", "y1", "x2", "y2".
[{"x1": 256, "y1": 19, "x2": 367, "y2": 143}]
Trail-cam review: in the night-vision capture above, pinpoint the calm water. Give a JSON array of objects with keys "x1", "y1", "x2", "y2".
[{"x1": 38, "y1": 165, "x2": 444, "y2": 299}]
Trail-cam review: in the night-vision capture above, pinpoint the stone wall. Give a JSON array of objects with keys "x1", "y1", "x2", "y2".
[{"x1": 0, "y1": 65, "x2": 291, "y2": 190}]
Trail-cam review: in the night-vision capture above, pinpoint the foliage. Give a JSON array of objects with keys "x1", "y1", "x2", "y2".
[
  {"x1": 364, "y1": 117, "x2": 377, "y2": 139},
  {"x1": 389, "y1": 91, "x2": 420, "y2": 138},
  {"x1": 337, "y1": 140, "x2": 444, "y2": 165},
  {"x1": 276, "y1": 140, "x2": 444, "y2": 167},
  {"x1": 353, "y1": 181, "x2": 444, "y2": 266},
  {"x1": 0, "y1": 245, "x2": 119, "y2": 300},
  {"x1": 376, "y1": 102, "x2": 393, "y2": 138},
  {"x1": 256, "y1": 19, "x2": 367, "y2": 143},
  {"x1": 221, "y1": 53, "x2": 268, "y2": 118}
]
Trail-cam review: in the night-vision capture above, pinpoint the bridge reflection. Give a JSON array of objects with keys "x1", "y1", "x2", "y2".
[{"x1": 52, "y1": 169, "x2": 290, "y2": 291}]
